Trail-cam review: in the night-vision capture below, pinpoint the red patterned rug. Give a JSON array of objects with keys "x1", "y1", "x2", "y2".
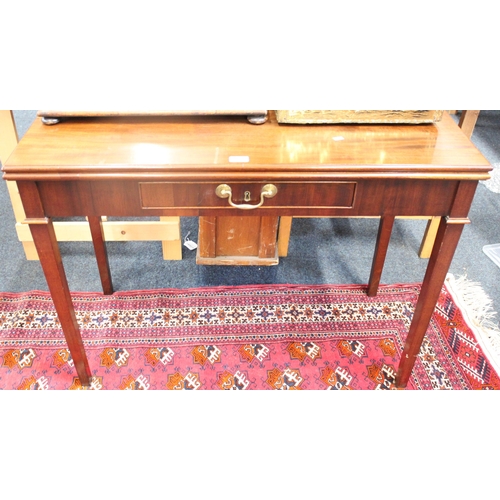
[{"x1": 1, "y1": 275, "x2": 499, "y2": 390}]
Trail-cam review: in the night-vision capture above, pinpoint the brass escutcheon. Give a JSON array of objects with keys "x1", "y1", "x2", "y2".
[{"x1": 215, "y1": 184, "x2": 278, "y2": 210}]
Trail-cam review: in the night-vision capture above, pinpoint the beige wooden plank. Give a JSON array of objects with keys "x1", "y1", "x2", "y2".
[
  {"x1": 418, "y1": 216, "x2": 441, "y2": 258},
  {"x1": 160, "y1": 216, "x2": 182, "y2": 260},
  {"x1": 458, "y1": 110, "x2": 480, "y2": 139},
  {"x1": 21, "y1": 241, "x2": 39, "y2": 260},
  {"x1": 0, "y1": 110, "x2": 18, "y2": 164},
  {"x1": 1, "y1": 110, "x2": 37, "y2": 259},
  {"x1": 16, "y1": 220, "x2": 181, "y2": 242},
  {"x1": 162, "y1": 240, "x2": 182, "y2": 260},
  {"x1": 6, "y1": 179, "x2": 26, "y2": 221},
  {"x1": 278, "y1": 216, "x2": 293, "y2": 257}
]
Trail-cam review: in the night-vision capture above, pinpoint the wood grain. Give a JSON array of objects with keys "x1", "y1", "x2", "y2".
[
  {"x1": 4, "y1": 112, "x2": 489, "y2": 181},
  {"x1": 276, "y1": 110, "x2": 444, "y2": 124}
]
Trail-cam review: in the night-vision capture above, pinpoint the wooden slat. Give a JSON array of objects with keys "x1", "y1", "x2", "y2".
[
  {"x1": 458, "y1": 110, "x2": 480, "y2": 139},
  {"x1": 16, "y1": 219, "x2": 181, "y2": 242},
  {"x1": 160, "y1": 216, "x2": 182, "y2": 260},
  {"x1": 418, "y1": 216, "x2": 441, "y2": 258},
  {"x1": 6, "y1": 179, "x2": 27, "y2": 221},
  {"x1": 0, "y1": 110, "x2": 36, "y2": 259},
  {"x1": 277, "y1": 216, "x2": 293, "y2": 257},
  {"x1": 0, "y1": 110, "x2": 18, "y2": 163}
]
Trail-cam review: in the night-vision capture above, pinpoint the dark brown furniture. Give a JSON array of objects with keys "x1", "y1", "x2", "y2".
[{"x1": 2, "y1": 112, "x2": 491, "y2": 388}]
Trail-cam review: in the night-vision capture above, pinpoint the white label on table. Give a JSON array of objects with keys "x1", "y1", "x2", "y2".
[
  {"x1": 229, "y1": 155, "x2": 250, "y2": 163},
  {"x1": 332, "y1": 136, "x2": 345, "y2": 141}
]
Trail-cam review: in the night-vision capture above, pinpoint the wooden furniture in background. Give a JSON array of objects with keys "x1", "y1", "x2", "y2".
[
  {"x1": 275, "y1": 110, "x2": 444, "y2": 124},
  {"x1": 197, "y1": 215, "x2": 279, "y2": 265},
  {"x1": 459, "y1": 110, "x2": 480, "y2": 139},
  {"x1": 37, "y1": 110, "x2": 269, "y2": 125},
  {"x1": 0, "y1": 110, "x2": 37, "y2": 259},
  {"x1": 0, "y1": 111, "x2": 182, "y2": 260},
  {"x1": 2, "y1": 112, "x2": 491, "y2": 388}
]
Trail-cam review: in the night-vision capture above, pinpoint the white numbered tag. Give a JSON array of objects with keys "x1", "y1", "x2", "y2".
[{"x1": 183, "y1": 232, "x2": 198, "y2": 250}]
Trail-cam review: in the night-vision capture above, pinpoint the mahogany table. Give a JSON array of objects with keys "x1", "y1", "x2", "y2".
[{"x1": 2, "y1": 112, "x2": 491, "y2": 388}]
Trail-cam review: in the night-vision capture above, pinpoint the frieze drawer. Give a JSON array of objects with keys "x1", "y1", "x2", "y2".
[{"x1": 139, "y1": 182, "x2": 357, "y2": 210}]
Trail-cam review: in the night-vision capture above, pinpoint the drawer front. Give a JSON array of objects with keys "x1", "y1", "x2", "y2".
[{"x1": 139, "y1": 181, "x2": 357, "y2": 210}]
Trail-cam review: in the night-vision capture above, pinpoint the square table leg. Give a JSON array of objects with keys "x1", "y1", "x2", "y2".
[
  {"x1": 368, "y1": 215, "x2": 395, "y2": 296},
  {"x1": 396, "y1": 216, "x2": 469, "y2": 387},
  {"x1": 17, "y1": 181, "x2": 92, "y2": 386},
  {"x1": 88, "y1": 216, "x2": 113, "y2": 295}
]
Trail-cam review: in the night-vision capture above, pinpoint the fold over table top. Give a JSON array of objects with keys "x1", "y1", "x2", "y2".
[{"x1": 3, "y1": 111, "x2": 491, "y2": 181}]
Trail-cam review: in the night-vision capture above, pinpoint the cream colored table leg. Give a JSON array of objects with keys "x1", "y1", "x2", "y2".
[
  {"x1": 277, "y1": 217, "x2": 293, "y2": 257},
  {"x1": 160, "y1": 216, "x2": 182, "y2": 260},
  {"x1": 418, "y1": 216, "x2": 441, "y2": 258},
  {"x1": 0, "y1": 110, "x2": 18, "y2": 161},
  {"x1": 458, "y1": 110, "x2": 480, "y2": 139}
]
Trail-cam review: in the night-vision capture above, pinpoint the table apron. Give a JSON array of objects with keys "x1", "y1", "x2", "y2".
[{"x1": 34, "y1": 178, "x2": 471, "y2": 218}]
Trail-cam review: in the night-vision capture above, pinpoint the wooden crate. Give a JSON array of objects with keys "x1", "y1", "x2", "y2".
[{"x1": 275, "y1": 110, "x2": 444, "y2": 124}]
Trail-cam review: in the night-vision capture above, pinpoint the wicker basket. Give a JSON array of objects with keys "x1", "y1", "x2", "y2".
[{"x1": 275, "y1": 110, "x2": 444, "y2": 124}]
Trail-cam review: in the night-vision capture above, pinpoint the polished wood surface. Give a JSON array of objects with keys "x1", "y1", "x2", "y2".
[
  {"x1": 2, "y1": 111, "x2": 491, "y2": 388},
  {"x1": 5, "y1": 112, "x2": 489, "y2": 178}
]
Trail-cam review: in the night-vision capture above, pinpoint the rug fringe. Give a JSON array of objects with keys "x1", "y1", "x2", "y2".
[
  {"x1": 445, "y1": 273, "x2": 500, "y2": 373},
  {"x1": 480, "y1": 162, "x2": 500, "y2": 193}
]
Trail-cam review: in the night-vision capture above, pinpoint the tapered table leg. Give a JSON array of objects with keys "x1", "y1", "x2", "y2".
[
  {"x1": 395, "y1": 216, "x2": 468, "y2": 388},
  {"x1": 88, "y1": 216, "x2": 113, "y2": 295},
  {"x1": 28, "y1": 219, "x2": 92, "y2": 386},
  {"x1": 368, "y1": 215, "x2": 395, "y2": 297},
  {"x1": 18, "y1": 181, "x2": 92, "y2": 386}
]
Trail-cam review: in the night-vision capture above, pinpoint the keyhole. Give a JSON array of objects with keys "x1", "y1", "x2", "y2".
[{"x1": 244, "y1": 191, "x2": 251, "y2": 202}]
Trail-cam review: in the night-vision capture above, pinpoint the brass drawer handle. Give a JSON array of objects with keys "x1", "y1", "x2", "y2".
[{"x1": 215, "y1": 184, "x2": 278, "y2": 210}]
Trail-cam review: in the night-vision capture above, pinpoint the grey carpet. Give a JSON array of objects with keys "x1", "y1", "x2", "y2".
[{"x1": 1, "y1": 110, "x2": 499, "y2": 324}]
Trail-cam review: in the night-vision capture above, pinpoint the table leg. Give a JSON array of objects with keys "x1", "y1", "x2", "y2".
[
  {"x1": 17, "y1": 181, "x2": 92, "y2": 386},
  {"x1": 277, "y1": 216, "x2": 293, "y2": 257},
  {"x1": 28, "y1": 218, "x2": 92, "y2": 386},
  {"x1": 368, "y1": 215, "x2": 395, "y2": 296},
  {"x1": 418, "y1": 216, "x2": 441, "y2": 258},
  {"x1": 88, "y1": 216, "x2": 113, "y2": 295},
  {"x1": 395, "y1": 216, "x2": 468, "y2": 388},
  {"x1": 259, "y1": 216, "x2": 279, "y2": 259}
]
